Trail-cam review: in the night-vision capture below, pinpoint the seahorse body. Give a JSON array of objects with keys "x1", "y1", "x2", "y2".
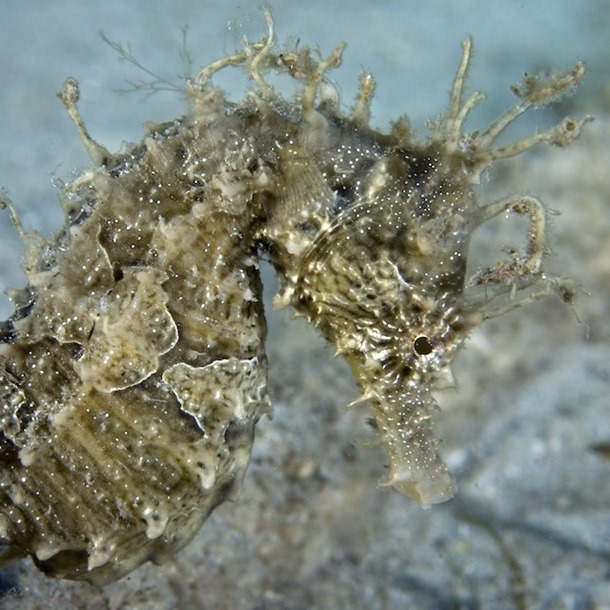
[{"x1": 0, "y1": 103, "x2": 272, "y2": 583}]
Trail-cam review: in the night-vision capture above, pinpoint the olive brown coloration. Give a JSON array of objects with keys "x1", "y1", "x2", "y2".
[{"x1": 0, "y1": 12, "x2": 590, "y2": 584}]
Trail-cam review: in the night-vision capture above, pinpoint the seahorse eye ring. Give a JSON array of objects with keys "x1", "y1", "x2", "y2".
[{"x1": 412, "y1": 335, "x2": 434, "y2": 356}]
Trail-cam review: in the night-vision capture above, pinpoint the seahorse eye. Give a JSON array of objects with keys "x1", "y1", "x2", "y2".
[{"x1": 413, "y1": 335, "x2": 434, "y2": 356}]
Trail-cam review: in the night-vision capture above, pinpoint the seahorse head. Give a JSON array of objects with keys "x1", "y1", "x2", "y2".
[{"x1": 270, "y1": 143, "x2": 482, "y2": 506}]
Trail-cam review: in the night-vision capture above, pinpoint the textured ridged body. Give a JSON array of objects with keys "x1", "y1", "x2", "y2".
[
  {"x1": 0, "y1": 110, "x2": 272, "y2": 583},
  {"x1": 0, "y1": 14, "x2": 588, "y2": 583}
]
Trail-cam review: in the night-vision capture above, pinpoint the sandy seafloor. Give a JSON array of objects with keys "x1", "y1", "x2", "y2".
[{"x1": 0, "y1": 1, "x2": 609, "y2": 608}]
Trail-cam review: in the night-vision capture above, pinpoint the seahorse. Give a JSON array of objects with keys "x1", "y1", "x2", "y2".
[{"x1": 0, "y1": 12, "x2": 589, "y2": 584}]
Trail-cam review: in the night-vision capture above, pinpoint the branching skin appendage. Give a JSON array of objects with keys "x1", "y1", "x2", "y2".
[{"x1": 0, "y1": 13, "x2": 590, "y2": 584}]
